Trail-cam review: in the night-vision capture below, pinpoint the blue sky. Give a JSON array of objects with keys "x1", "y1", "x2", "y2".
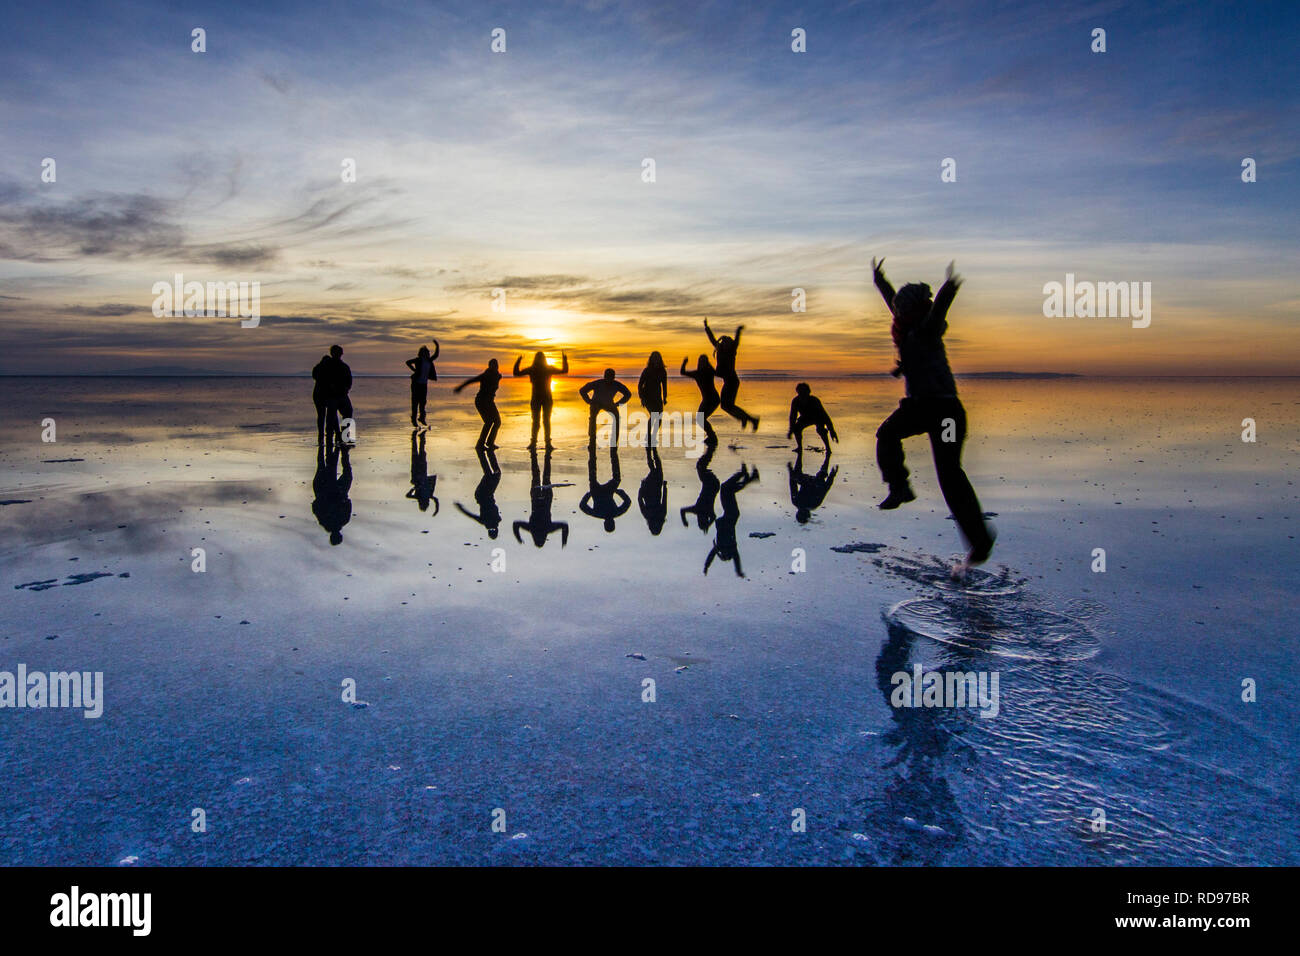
[{"x1": 1, "y1": 0, "x2": 1297, "y2": 374}]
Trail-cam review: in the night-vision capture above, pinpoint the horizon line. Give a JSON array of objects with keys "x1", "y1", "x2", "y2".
[{"x1": 3, "y1": 372, "x2": 1299, "y2": 379}]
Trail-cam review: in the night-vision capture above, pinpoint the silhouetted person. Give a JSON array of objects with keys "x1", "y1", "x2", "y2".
[
  {"x1": 581, "y1": 445, "x2": 630, "y2": 532},
  {"x1": 314, "y1": 344, "x2": 353, "y2": 446},
  {"x1": 680, "y1": 443, "x2": 721, "y2": 532},
  {"x1": 788, "y1": 382, "x2": 838, "y2": 452},
  {"x1": 514, "y1": 350, "x2": 568, "y2": 449},
  {"x1": 638, "y1": 446, "x2": 668, "y2": 535},
  {"x1": 456, "y1": 446, "x2": 501, "y2": 538},
  {"x1": 638, "y1": 351, "x2": 668, "y2": 447},
  {"x1": 705, "y1": 464, "x2": 759, "y2": 577},
  {"x1": 311, "y1": 352, "x2": 334, "y2": 443},
  {"x1": 405, "y1": 428, "x2": 439, "y2": 514},
  {"x1": 579, "y1": 368, "x2": 631, "y2": 448},
  {"x1": 405, "y1": 341, "x2": 439, "y2": 427},
  {"x1": 312, "y1": 442, "x2": 352, "y2": 545},
  {"x1": 704, "y1": 318, "x2": 758, "y2": 432},
  {"x1": 872, "y1": 257, "x2": 995, "y2": 567},
  {"x1": 454, "y1": 359, "x2": 502, "y2": 449},
  {"x1": 681, "y1": 354, "x2": 720, "y2": 447},
  {"x1": 513, "y1": 448, "x2": 569, "y2": 547},
  {"x1": 789, "y1": 446, "x2": 838, "y2": 524}
]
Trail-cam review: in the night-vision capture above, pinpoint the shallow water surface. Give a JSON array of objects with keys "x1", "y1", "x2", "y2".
[{"x1": 0, "y1": 376, "x2": 1296, "y2": 864}]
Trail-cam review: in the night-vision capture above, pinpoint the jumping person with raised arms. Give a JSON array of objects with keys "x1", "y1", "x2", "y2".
[{"x1": 871, "y1": 257, "x2": 995, "y2": 571}]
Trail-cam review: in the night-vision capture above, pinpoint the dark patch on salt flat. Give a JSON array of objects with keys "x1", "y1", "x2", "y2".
[{"x1": 16, "y1": 571, "x2": 118, "y2": 591}]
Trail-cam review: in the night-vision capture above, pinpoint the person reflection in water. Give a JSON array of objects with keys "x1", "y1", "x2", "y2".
[
  {"x1": 312, "y1": 442, "x2": 352, "y2": 545},
  {"x1": 406, "y1": 428, "x2": 439, "y2": 514},
  {"x1": 513, "y1": 448, "x2": 569, "y2": 548},
  {"x1": 680, "y1": 444, "x2": 721, "y2": 533},
  {"x1": 788, "y1": 446, "x2": 838, "y2": 524},
  {"x1": 581, "y1": 445, "x2": 630, "y2": 532},
  {"x1": 638, "y1": 446, "x2": 668, "y2": 535},
  {"x1": 704, "y1": 464, "x2": 758, "y2": 577},
  {"x1": 868, "y1": 621, "x2": 967, "y2": 862},
  {"x1": 456, "y1": 447, "x2": 502, "y2": 539}
]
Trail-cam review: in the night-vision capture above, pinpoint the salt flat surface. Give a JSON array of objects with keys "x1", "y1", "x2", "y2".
[{"x1": 1, "y1": 376, "x2": 1296, "y2": 864}]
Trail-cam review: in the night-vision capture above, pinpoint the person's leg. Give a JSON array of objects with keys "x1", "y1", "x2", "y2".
[
  {"x1": 410, "y1": 385, "x2": 419, "y2": 426},
  {"x1": 793, "y1": 420, "x2": 806, "y2": 451},
  {"x1": 876, "y1": 400, "x2": 925, "y2": 508},
  {"x1": 473, "y1": 396, "x2": 488, "y2": 447},
  {"x1": 609, "y1": 407, "x2": 620, "y2": 448},
  {"x1": 718, "y1": 379, "x2": 748, "y2": 427},
  {"x1": 702, "y1": 395, "x2": 722, "y2": 444},
  {"x1": 529, "y1": 398, "x2": 541, "y2": 447},
  {"x1": 648, "y1": 409, "x2": 661, "y2": 448},
  {"x1": 588, "y1": 406, "x2": 599, "y2": 445},
  {"x1": 699, "y1": 399, "x2": 718, "y2": 445},
  {"x1": 315, "y1": 400, "x2": 327, "y2": 442},
  {"x1": 927, "y1": 400, "x2": 994, "y2": 558},
  {"x1": 417, "y1": 384, "x2": 428, "y2": 425},
  {"x1": 816, "y1": 424, "x2": 830, "y2": 449},
  {"x1": 542, "y1": 398, "x2": 554, "y2": 447},
  {"x1": 486, "y1": 404, "x2": 501, "y2": 447}
]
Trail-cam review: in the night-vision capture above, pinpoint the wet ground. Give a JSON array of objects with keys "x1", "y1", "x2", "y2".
[{"x1": 1, "y1": 375, "x2": 1296, "y2": 864}]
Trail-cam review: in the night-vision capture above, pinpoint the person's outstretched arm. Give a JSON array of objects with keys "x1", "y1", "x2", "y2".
[
  {"x1": 703, "y1": 318, "x2": 719, "y2": 348},
  {"x1": 453, "y1": 372, "x2": 482, "y2": 394},
  {"x1": 513, "y1": 356, "x2": 525, "y2": 376},
  {"x1": 680, "y1": 357, "x2": 691, "y2": 377},
  {"x1": 559, "y1": 352, "x2": 569, "y2": 374},
  {"x1": 512, "y1": 520, "x2": 527, "y2": 543},
  {"x1": 430, "y1": 340, "x2": 440, "y2": 360},
  {"x1": 733, "y1": 325, "x2": 744, "y2": 349},
  {"x1": 924, "y1": 261, "x2": 963, "y2": 334},
  {"x1": 872, "y1": 257, "x2": 896, "y2": 311}
]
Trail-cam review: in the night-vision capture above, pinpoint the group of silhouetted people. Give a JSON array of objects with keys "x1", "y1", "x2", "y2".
[
  {"x1": 311, "y1": 258, "x2": 996, "y2": 566},
  {"x1": 311, "y1": 345, "x2": 353, "y2": 444}
]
